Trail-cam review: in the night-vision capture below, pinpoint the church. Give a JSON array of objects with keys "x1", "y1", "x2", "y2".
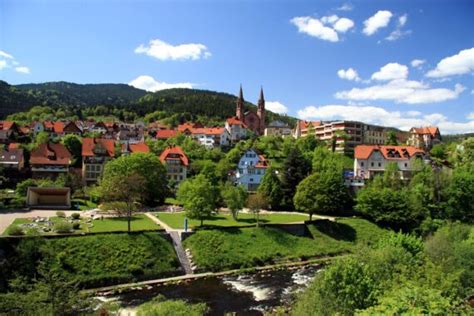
[{"x1": 235, "y1": 85, "x2": 266, "y2": 135}]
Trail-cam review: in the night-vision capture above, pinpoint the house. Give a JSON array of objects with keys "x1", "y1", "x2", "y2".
[
  {"x1": 87, "y1": 121, "x2": 108, "y2": 134},
  {"x1": 191, "y1": 127, "x2": 230, "y2": 148},
  {"x1": 116, "y1": 126, "x2": 144, "y2": 144},
  {"x1": 30, "y1": 143, "x2": 72, "y2": 179},
  {"x1": 264, "y1": 120, "x2": 292, "y2": 137},
  {"x1": 234, "y1": 86, "x2": 266, "y2": 135},
  {"x1": 81, "y1": 138, "x2": 115, "y2": 185},
  {"x1": 178, "y1": 122, "x2": 203, "y2": 135},
  {"x1": 0, "y1": 121, "x2": 20, "y2": 144},
  {"x1": 0, "y1": 146, "x2": 24, "y2": 171},
  {"x1": 292, "y1": 120, "x2": 322, "y2": 138},
  {"x1": 225, "y1": 117, "x2": 248, "y2": 143},
  {"x1": 155, "y1": 129, "x2": 178, "y2": 140},
  {"x1": 159, "y1": 146, "x2": 189, "y2": 184},
  {"x1": 354, "y1": 145, "x2": 426, "y2": 180},
  {"x1": 121, "y1": 142, "x2": 150, "y2": 155},
  {"x1": 234, "y1": 149, "x2": 269, "y2": 191},
  {"x1": 407, "y1": 126, "x2": 441, "y2": 150}
]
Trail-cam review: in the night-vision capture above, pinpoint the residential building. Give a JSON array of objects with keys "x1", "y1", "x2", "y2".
[
  {"x1": 225, "y1": 117, "x2": 248, "y2": 143},
  {"x1": 293, "y1": 120, "x2": 322, "y2": 138},
  {"x1": 234, "y1": 149, "x2": 269, "y2": 191},
  {"x1": 354, "y1": 145, "x2": 426, "y2": 180},
  {"x1": 407, "y1": 126, "x2": 441, "y2": 150},
  {"x1": 191, "y1": 127, "x2": 230, "y2": 148},
  {"x1": 234, "y1": 86, "x2": 266, "y2": 135},
  {"x1": 81, "y1": 138, "x2": 115, "y2": 185},
  {"x1": 121, "y1": 142, "x2": 150, "y2": 155},
  {"x1": 30, "y1": 143, "x2": 72, "y2": 179},
  {"x1": 155, "y1": 129, "x2": 178, "y2": 140},
  {"x1": 116, "y1": 126, "x2": 144, "y2": 144},
  {"x1": 159, "y1": 146, "x2": 189, "y2": 184},
  {"x1": 362, "y1": 125, "x2": 387, "y2": 145},
  {"x1": 0, "y1": 121, "x2": 20, "y2": 144},
  {"x1": 0, "y1": 146, "x2": 24, "y2": 171},
  {"x1": 264, "y1": 120, "x2": 292, "y2": 137},
  {"x1": 178, "y1": 122, "x2": 203, "y2": 135}
]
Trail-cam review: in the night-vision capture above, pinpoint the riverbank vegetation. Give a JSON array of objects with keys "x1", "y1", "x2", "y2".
[{"x1": 183, "y1": 218, "x2": 387, "y2": 271}]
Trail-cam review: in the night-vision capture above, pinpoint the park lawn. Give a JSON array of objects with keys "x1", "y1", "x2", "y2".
[
  {"x1": 44, "y1": 232, "x2": 180, "y2": 287},
  {"x1": 155, "y1": 211, "x2": 309, "y2": 229},
  {"x1": 72, "y1": 198, "x2": 98, "y2": 210},
  {"x1": 88, "y1": 214, "x2": 161, "y2": 233},
  {"x1": 4, "y1": 217, "x2": 87, "y2": 235},
  {"x1": 184, "y1": 218, "x2": 388, "y2": 272}
]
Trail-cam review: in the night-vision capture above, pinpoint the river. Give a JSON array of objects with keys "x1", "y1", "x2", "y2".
[{"x1": 102, "y1": 264, "x2": 323, "y2": 315}]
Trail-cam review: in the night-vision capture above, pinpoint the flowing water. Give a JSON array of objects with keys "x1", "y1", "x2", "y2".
[{"x1": 103, "y1": 264, "x2": 323, "y2": 315}]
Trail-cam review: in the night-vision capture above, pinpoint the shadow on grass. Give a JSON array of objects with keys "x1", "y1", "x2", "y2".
[
  {"x1": 310, "y1": 219, "x2": 357, "y2": 242},
  {"x1": 104, "y1": 216, "x2": 146, "y2": 223}
]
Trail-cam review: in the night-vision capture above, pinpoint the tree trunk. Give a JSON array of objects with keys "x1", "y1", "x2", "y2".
[
  {"x1": 256, "y1": 212, "x2": 259, "y2": 228},
  {"x1": 310, "y1": 213, "x2": 313, "y2": 221},
  {"x1": 127, "y1": 206, "x2": 131, "y2": 233},
  {"x1": 200, "y1": 217, "x2": 204, "y2": 227}
]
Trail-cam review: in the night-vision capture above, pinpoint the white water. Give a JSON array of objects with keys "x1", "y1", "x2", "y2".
[{"x1": 223, "y1": 275, "x2": 274, "y2": 301}]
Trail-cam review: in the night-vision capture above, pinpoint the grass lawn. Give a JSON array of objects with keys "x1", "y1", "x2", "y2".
[
  {"x1": 71, "y1": 198, "x2": 98, "y2": 210},
  {"x1": 183, "y1": 217, "x2": 388, "y2": 272},
  {"x1": 4, "y1": 217, "x2": 87, "y2": 235},
  {"x1": 155, "y1": 211, "x2": 309, "y2": 229},
  {"x1": 88, "y1": 214, "x2": 161, "y2": 233}
]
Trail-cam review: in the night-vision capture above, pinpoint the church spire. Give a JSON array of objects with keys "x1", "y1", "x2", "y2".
[
  {"x1": 259, "y1": 86, "x2": 264, "y2": 103},
  {"x1": 239, "y1": 84, "x2": 244, "y2": 101},
  {"x1": 236, "y1": 84, "x2": 244, "y2": 120},
  {"x1": 257, "y1": 86, "x2": 265, "y2": 135}
]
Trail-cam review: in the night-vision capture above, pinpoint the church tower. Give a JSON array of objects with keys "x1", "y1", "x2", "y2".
[
  {"x1": 257, "y1": 87, "x2": 266, "y2": 134},
  {"x1": 236, "y1": 85, "x2": 244, "y2": 121}
]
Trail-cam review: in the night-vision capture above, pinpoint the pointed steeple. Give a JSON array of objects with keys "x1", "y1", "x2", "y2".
[
  {"x1": 239, "y1": 84, "x2": 244, "y2": 101},
  {"x1": 257, "y1": 86, "x2": 266, "y2": 135},
  {"x1": 259, "y1": 86, "x2": 264, "y2": 103},
  {"x1": 236, "y1": 84, "x2": 244, "y2": 120}
]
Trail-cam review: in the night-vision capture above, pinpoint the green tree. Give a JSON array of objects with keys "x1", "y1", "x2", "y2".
[
  {"x1": 60, "y1": 134, "x2": 82, "y2": 167},
  {"x1": 257, "y1": 167, "x2": 283, "y2": 210},
  {"x1": 136, "y1": 295, "x2": 208, "y2": 316},
  {"x1": 99, "y1": 173, "x2": 146, "y2": 232},
  {"x1": 100, "y1": 152, "x2": 168, "y2": 205},
  {"x1": 294, "y1": 170, "x2": 351, "y2": 220},
  {"x1": 246, "y1": 192, "x2": 268, "y2": 227},
  {"x1": 34, "y1": 131, "x2": 50, "y2": 147},
  {"x1": 442, "y1": 165, "x2": 474, "y2": 222},
  {"x1": 280, "y1": 146, "x2": 311, "y2": 210},
  {"x1": 385, "y1": 130, "x2": 398, "y2": 145},
  {"x1": 221, "y1": 182, "x2": 247, "y2": 220},
  {"x1": 177, "y1": 174, "x2": 217, "y2": 226}
]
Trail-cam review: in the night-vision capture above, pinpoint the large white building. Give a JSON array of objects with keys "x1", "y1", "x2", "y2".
[
  {"x1": 354, "y1": 145, "x2": 426, "y2": 180},
  {"x1": 225, "y1": 117, "x2": 248, "y2": 143},
  {"x1": 234, "y1": 149, "x2": 269, "y2": 191},
  {"x1": 191, "y1": 127, "x2": 230, "y2": 148}
]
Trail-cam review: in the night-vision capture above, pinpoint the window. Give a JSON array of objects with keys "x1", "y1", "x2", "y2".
[
  {"x1": 378, "y1": 162, "x2": 381, "y2": 167},
  {"x1": 404, "y1": 163, "x2": 408, "y2": 167},
  {"x1": 371, "y1": 162, "x2": 374, "y2": 167},
  {"x1": 361, "y1": 162, "x2": 364, "y2": 167}
]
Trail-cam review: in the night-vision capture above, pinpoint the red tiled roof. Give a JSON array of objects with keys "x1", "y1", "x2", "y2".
[
  {"x1": 20, "y1": 127, "x2": 30, "y2": 134},
  {"x1": 53, "y1": 122, "x2": 65, "y2": 133},
  {"x1": 226, "y1": 117, "x2": 247, "y2": 127},
  {"x1": 177, "y1": 122, "x2": 203, "y2": 133},
  {"x1": 8, "y1": 143, "x2": 20, "y2": 149},
  {"x1": 30, "y1": 143, "x2": 72, "y2": 165},
  {"x1": 43, "y1": 121, "x2": 54, "y2": 129},
  {"x1": 0, "y1": 121, "x2": 16, "y2": 131},
  {"x1": 355, "y1": 145, "x2": 425, "y2": 160},
  {"x1": 192, "y1": 127, "x2": 225, "y2": 135},
  {"x1": 411, "y1": 126, "x2": 439, "y2": 137},
  {"x1": 159, "y1": 146, "x2": 189, "y2": 166},
  {"x1": 255, "y1": 154, "x2": 269, "y2": 168},
  {"x1": 82, "y1": 138, "x2": 115, "y2": 157},
  {"x1": 156, "y1": 129, "x2": 178, "y2": 139},
  {"x1": 298, "y1": 120, "x2": 322, "y2": 130},
  {"x1": 122, "y1": 142, "x2": 150, "y2": 153}
]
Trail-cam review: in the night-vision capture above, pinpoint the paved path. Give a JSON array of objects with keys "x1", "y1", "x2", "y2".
[{"x1": 0, "y1": 210, "x2": 78, "y2": 234}]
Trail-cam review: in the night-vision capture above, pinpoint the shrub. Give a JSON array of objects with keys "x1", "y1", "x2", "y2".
[
  {"x1": 54, "y1": 222, "x2": 73, "y2": 234},
  {"x1": 72, "y1": 223, "x2": 80, "y2": 230},
  {"x1": 7, "y1": 225, "x2": 24, "y2": 236},
  {"x1": 71, "y1": 213, "x2": 80, "y2": 220},
  {"x1": 56, "y1": 211, "x2": 66, "y2": 218}
]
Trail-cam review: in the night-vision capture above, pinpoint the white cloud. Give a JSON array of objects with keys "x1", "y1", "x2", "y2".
[
  {"x1": 337, "y1": 68, "x2": 361, "y2": 81},
  {"x1": 15, "y1": 66, "x2": 30, "y2": 74},
  {"x1": 290, "y1": 15, "x2": 354, "y2": 42},
  {"x1": 335, "y1": 79, "x2": 465, "y2": 104},
  {"x1": 363, "y1": 10, "x2": 393, "y2": 36},
  {"x1": 411, "y1": 59, "x2": 426, "y2": 68},
  {"x1": 371, "y1": 63, "x2": 409, "y2": 81},
  {"x1": 134, "y1": 39, "x2": 211, "y2": 61},
  {"x1": 0, "y1": 60, "x2": 7, "y2": 70},
  {"x1": 398, "y1": 14, "x2": 407, "y2": 27},
  {"x1": 336, "y1": 3, "x2": 353, "y2": 11},
  {"x1": 467, "y1": 112, "x2": 474, "y2": 120},
  {"x1": 297, "y1": 104, "x2": 474, "y2": 134},
  {"x1": 426, "y1": 47, "x2": 474, "y2": 78},
  {"x1": 406, "y1": 111, "x2": 422, "y2": 117},
  {"x1": 266, "y1": 101, "x2": 289, "y2": 114},
  {"x1": 0, "y1": 50, "x2": 14, "y2": 59},
  {"x1": 128, "y1": 75, "x2": 193, "y2": 92},
  {"x1": 386, "y1": 15, "x2": 411, "y2": 41}
]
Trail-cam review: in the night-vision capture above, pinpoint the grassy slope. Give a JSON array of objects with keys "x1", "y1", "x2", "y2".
[
  {"x1": 45, "y1": 233, "x2": 179, "y2": 287},
  {"x1": 88, "y1": 214, "x2": 160, "y2": 232},
  {"x1": 184, "y1": 218, "x2": 387, "y2": 271},
  {"x1": 155, "y1": 212, "x2": 309, "y2": 229}
]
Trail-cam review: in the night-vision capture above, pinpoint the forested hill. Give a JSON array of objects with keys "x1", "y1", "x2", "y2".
[{"x1": 1, "y1": 80, "x2": 295, "y2": 126}]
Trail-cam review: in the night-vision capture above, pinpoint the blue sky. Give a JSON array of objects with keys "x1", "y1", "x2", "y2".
[{"x1": 0, "y1": 0, "x2": 473, "y2": 133}]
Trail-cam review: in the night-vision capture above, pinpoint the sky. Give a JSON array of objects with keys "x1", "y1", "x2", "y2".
[{"x1": 0, "y1": 0, "x2": 473, "y2": 134}]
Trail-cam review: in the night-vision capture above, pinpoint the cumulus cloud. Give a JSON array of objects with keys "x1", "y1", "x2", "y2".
[
  {"x1": 297, "y1": 104, "x2": 474, "y2": 134},
  {"x1": 386, "y1": 14, "x2": 411, "y2": 41},
  {"x1": 0, "y1": 50, "x2": 14, "y2": 59},
  {"x1": 290, "y1": 15, "x2": 354, "y2": 42},
  {"x1": 266, "y1": 101, "x2": 289, "y2": 114},
  {"x1": 371, "y1": 63, "x2": 409, "y2": 81},
  {"x1": 411, "y1": 59, "x2": 426, "y2": 68},
  {"x1": 426, "y1": 47, "x2": 474, "y2": 78},
  {"x1": 134, "y1": 39, "x2": 211, "y2": 61},
  {"x1": 128, "y1": 75, "x2": 193, "y2": 92},
  {"x1": 336, "y1": 3, "x2": 353, "y2": 11},
  {"x1": 337, "y1": 68, "x2": 361, "y2": 81},
  {"x1": 335, "y1": 79, "x2": 465, "y2": 104},
  {"x1": 15, "y1": 66, "x2": 30, "y2": 74},
  {"x1": 363, "y1": 10, "x2": 393, "y2": 36},
  {"x1": 0, "y1": 60, "x2": 7, "y2": 70}
]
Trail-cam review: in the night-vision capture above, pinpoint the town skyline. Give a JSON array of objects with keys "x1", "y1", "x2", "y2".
[{"x1": 1, "y1": 0, "x2": 473, "y2": 134}]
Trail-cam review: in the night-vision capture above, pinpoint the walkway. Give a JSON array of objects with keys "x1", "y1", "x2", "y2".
[
  {"x1": 0, "y1": 209, "x2": 78, "y2": 234},
  {"x1": 145, "y1": 212, "x2": 194, "y2": 275}
]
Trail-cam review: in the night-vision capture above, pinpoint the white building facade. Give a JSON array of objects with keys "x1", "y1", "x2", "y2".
[{"x1": 234, "y1": 149, "x2": 269, "y2": 191}]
